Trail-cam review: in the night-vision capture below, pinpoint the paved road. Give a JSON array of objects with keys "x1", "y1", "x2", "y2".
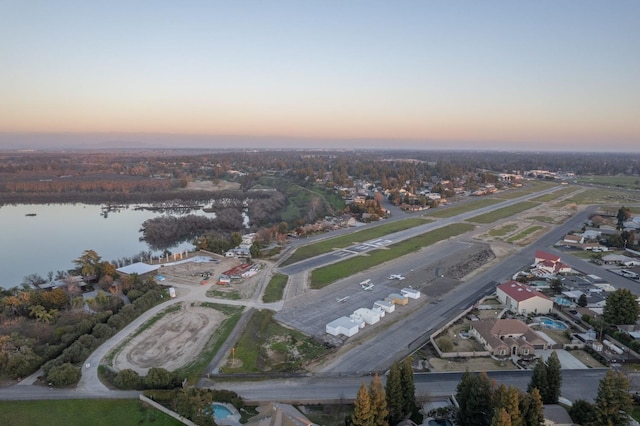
[{"x1": 206, "y1": 369, "x2": 607, "y2": 404}]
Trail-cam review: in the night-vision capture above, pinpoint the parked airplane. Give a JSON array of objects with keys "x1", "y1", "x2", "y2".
[
  {"x1": 336, "y1": 296, "x2": 350, "y2": 303},
  {"x1": 361, "y1": 283, "x2": 374, "y2": 291},
  {"x1": 388, "y1": 274, "x2": 405, "y2": 280}
]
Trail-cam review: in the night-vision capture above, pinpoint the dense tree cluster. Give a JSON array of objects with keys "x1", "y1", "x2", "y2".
[
  {"x1": 456, "y1": 371, "x2": 545, "y2": 426},
  {"x1": 569, "y1": 370, "x2": 633, "y2": 426},
  {"x1": 527, "y1": 351, "x2": 562, "y2": 405},
  {"x1": 0, "y1": 250, "x2": 168, "y2": 386}
]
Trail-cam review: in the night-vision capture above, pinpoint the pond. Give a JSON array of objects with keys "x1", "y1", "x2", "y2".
[{"x1": 0, "y1": 203, "x2": 217, "y2": 288}]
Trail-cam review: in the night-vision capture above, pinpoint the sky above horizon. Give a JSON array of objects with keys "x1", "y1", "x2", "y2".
[{"x1": 1, "y1": 1, "x2": 639, "y2": 152}]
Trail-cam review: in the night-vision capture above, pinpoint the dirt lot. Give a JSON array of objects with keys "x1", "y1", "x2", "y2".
[
  {"x1": 428, "y1": 356, "x2": 519, "y2": 372},
  {"x1": 110, "y1": 254, "x2": 269, "y2": 374},
  {"x1": 112, "y1": 303, "x2": 226, "y2": 375}
]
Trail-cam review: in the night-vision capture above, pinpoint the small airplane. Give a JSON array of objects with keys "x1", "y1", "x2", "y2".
[
  {"x1": 336, "y1": 296, "x2": 350, "y2": 303},
  {"x1": 388, "y1": 274, "x2": 405, "y2": 281},
  {"x1": 361, "y1": 283, "x2": 374, "y2": 291}
]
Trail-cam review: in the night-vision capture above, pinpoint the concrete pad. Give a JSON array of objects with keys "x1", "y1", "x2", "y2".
[{"x1": 535, "y1": 349, "x2": 587, "y2": 369}]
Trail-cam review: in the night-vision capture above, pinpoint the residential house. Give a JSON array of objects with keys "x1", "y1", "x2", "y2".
[
  {"x1": 469, "y1": 318, "x2": 548, "y2": 357},
  {"x1": 245, "y1": 402, "x2": 318, "y2": 426}
]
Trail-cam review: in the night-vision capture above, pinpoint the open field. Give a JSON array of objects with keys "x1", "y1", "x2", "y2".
[
  {"x1": 506, "y1": 225, "x2": 544, "y2": 244},
  {"x1": 466, "y1": 201, "x2": 539, "y2": 224},
  {"x1": 185, "y1": 179, "x2": 241, "y2": 191},
  {"x1": 112, "y1": 303, "x2": 240, "y2": 375},
  {"x1": 493, "y1": 190, "x2": 536, "y2": 199},
  {"x1": 530, "y1": 186, "x2": 580, "y2": 203},
  {"x1": 576, "y1": 175, "x2": 640, "y2": 190},
  {"x1": 488, "y1": 223, "x2": 518, "y2": 237},
  {"x1": 310, "y1": 223, "x2": 475, "y2": 288},
  {"x1": 280, "y1": 217, "x2": 431, "y2": 266},
  {"x1": 0, "y1": 399, "x2": 181, "y2": 426},
  {"x1": 555, "y1": 188, "x2": 640, "y2": 206},
  {"x1": 424, "y1": 198, "x2": 502, "y2": 218},
  {"x1": 262, "y1": 273, "x2": 288, "y2": 303},
  {"x1": 220, "y1": 309, "x2": 330, "y2": 373}
]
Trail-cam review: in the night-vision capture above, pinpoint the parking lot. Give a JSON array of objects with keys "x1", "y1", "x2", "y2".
[{"x1": 275, "y1": 241, "x2": 494, "y2": 342}]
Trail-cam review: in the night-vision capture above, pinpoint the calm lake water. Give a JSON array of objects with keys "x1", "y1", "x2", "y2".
[{"x1": 0, "y1": 203, "x2": 215, "y2": 289}]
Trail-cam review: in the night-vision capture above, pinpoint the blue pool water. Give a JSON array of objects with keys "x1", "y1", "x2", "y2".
[
  {"x1": 428, "y1": 420, "x2": 453, "y2": 426},
  {"x1": 212, "y1": 404, "x2": 233, "y2": 419},
  {"x1": 536, "y1": 316, "x2": 568, "y2": 330}
]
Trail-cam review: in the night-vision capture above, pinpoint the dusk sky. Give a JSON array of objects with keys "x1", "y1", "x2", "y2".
[{"x1": 1, "y1": 1, "x2": 639, "y2": 151}]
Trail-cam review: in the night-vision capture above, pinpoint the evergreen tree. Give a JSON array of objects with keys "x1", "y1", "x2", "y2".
[
  {"x1": 603, "y1": 289, "x2": 640, "y2": 325},
  {"x1": 455, "y1": 371, "x2": 494, "y2": 426},
  {"x1": 527, "y1": 358, "x2": 547, "y2": 402},
  {"x1": 352, "y1": 382, "x2": 374, "y2": 426},
  {"x1": 400, "y1": 357, "x2": 416, "y2": 417},
  {"x1": 369, "y1": 373, "x2": 389, "y2": 426},
  {"x1": 385, "y1": 363, "x2": 404, "y2": 425},
  {"x1": 490, "y1": 408, "x2": 512, "y2": 426},
  {"x1": 495, "y1": 386, "x2": 521, "y2": 426},
  {"x1": 568, "y1": 399, "x2": 596, "y2": 426},
  {"x1": 525, "y1": 388, "x2": 545, "y2": 426},
  {"x1": 544, "y1": 351, "x2": 562, "y2": 404},
  {"x1": 594, "y1": 369, "x2": 633, "y2": 426}
]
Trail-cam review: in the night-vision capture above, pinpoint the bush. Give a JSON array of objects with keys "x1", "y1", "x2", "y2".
[
  {"x1": 114, "y1": 368, "x2": 142, "y2": 389},
  {"x1": 92, "y1": 323, "x2": 116, "y2": 340},
  {"x1": 144, "y1": 367, "x2": 179, "y2": 390},
  {"x1": 47, "y1": 363, "x2": 81, "y2": 387}
]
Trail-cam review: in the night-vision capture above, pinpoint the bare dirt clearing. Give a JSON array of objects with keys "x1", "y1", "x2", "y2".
[{"x1": 112, "y1": 303, "x2": 226, "y2": 374}]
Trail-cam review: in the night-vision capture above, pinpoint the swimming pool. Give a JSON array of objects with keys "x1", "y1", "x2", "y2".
[
  {"x1": 427, "y1": 419, "x2": 453, "y2": 426},
  {"x1": 535, "y1": 316, "x2": 568, "y2": 330},
  {"x1": 212, "y1": 403, "x2": 233, "y2": 420}
]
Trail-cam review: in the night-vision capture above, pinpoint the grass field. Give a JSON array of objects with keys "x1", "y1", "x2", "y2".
[
  {"x1": 506, "y1": 225, "x2": 544, "y2": 243},
  {"x1": 262, "y1": 273, "x2": 288, "y2": 303},
  {"x1": 280, "y1": 217, "x2": 430, "y2": 266},
  {"x1": 529, "y1": 186, "x2": 579, "y2": 203},
  {"x1": 424, "y1": 198, "x2": 502, "y2": 218},
  {"x1": 0, "y1": 399, "x2": 182, "y2": 426},
  {"x1": 576, "y1": 175, "x2": 640, "y2": 190},
  {"x1": 555, "y1": 188, "x2": 640, "y2": 206},
  {"x1": 526, "y1": 215, "x2": 555, "y2": 223},
  {"x1": 466, "y1": 201, "x2": 539, "y2": 224},
  {"x1": 222, "y1": 309, "x2": 329, "y2": 373},
  {"x1": 205, "y1": 289, "x2": 241, "y2": 299},
  {"x1": 492, "y1": 190, "x2": 534, "y2": 199},
  {"x1": 310, "y1": 223, "x2": 475, "y2": 288},
  {"x1": 488, "y1": 223, "x2": 518, "y2": 237}
]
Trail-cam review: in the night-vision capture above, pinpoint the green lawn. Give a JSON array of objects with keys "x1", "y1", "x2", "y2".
[
  {"x1": 262, "y1": 273, "x2": 288, "y2": 303},
  {"x1": 280, "y1": 217, "x2": 430, "y2": 266},
  {"x1": 466, "y1": 201, "x2": 539, "y2": 224},
  {"x1": 424, "y1": 198, "x2": 502, "y2": 218},
  {"x1": 0, "y1": 399, "x2": 182, "y2": 426},
  {"x1": 310, "y1": 223, "x2": 475, "y2": 288}
]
